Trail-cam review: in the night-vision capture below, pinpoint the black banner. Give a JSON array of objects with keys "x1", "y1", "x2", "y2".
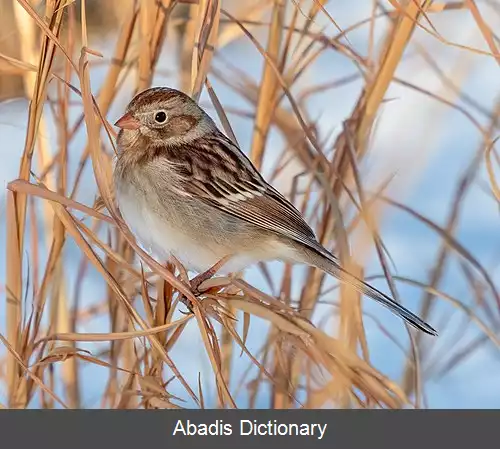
[{"x1": 0, "y1": 410, "x2": 496, "y2": 448}]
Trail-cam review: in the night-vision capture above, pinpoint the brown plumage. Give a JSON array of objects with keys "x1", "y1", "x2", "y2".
[{"x1": 113, "y1": 86, "x2": 437, "y2": 336}]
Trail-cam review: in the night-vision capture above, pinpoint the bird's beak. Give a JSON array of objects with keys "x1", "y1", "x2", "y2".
[{"x1": 114, "y1": 112, "x2": 141, "y2": 130}]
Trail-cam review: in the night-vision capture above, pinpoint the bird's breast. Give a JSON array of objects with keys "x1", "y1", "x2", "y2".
[{"x1": 114, "y1": 178, "x2": 243, "y2": 273}]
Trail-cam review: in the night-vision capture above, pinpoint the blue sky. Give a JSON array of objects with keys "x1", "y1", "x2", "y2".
[{"x1": 1, "y1": 1, "x2": 500, "y2": 408}]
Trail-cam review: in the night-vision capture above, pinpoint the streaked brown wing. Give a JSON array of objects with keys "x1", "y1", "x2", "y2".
[{"x1": 170, "y1": 133, "x2": 319, "y2": 249}]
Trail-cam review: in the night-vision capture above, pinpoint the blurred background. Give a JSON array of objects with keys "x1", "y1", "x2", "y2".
[{"x1": 1, "y1": 0, "x2": 500, "y2": 409}]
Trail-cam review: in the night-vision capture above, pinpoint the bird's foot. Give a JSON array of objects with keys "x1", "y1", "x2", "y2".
[{"x1": 177, "y1": 256, "x2": 231, "y2": 314}]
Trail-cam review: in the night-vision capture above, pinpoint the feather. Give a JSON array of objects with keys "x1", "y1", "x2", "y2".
[{"x1": 168, "y1": 132, "x2": 321, "y2": 250}]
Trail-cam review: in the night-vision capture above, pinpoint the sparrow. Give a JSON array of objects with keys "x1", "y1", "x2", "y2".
[{"x1": 113, "y1": 86, "x2": 437, "y2": 336}]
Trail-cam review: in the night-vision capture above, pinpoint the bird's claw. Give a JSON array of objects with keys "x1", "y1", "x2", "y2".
[
  {"x1": 175, "y1": 256, "x2": 231, "y2": 314},
  {"x1": 179, "y1": 295, "x2": 195, "y2": 315},
  {"x1": 178, "y1": 282, "x2": 202, "y2": 315}
]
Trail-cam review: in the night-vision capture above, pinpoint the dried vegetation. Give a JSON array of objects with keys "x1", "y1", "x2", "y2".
[{"x1": 0, "y1": 0, "x2": 499, "y2": 409}]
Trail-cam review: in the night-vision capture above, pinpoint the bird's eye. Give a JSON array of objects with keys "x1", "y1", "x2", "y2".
[{"x1": 154, "y1": 110, "x2": 167, "y2": 124}]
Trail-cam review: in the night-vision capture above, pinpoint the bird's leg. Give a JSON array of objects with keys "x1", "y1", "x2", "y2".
[
  {"x1": 178, "y1": 255, "x2": 232, "y2": 314},
  {"x1": 190, "y1": 256, "x2": 231, "y2": 291}
]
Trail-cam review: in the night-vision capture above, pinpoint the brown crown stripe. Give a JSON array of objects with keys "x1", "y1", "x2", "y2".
[{"x1": 129, "y1": 87, "x2": 191, "y2": 111}]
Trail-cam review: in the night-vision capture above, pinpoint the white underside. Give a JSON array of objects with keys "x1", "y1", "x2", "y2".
[{"x1": 116, "y1": 188, "x2": 288, "y2": 274}]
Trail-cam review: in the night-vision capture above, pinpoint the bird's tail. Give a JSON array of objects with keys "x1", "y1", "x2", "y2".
[{"x1": 302, "y1": 246, "x2": 438, "y2": 336}]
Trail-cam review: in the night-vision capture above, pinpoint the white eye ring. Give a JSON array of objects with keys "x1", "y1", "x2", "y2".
[{"x1": 154, "y1": 110, "x2": 168, "y2": 124}]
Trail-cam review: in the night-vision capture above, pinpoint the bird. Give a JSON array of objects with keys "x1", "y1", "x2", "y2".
[{"x1": 112, "y1": 86, "x2": 437, "y2": 336}]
